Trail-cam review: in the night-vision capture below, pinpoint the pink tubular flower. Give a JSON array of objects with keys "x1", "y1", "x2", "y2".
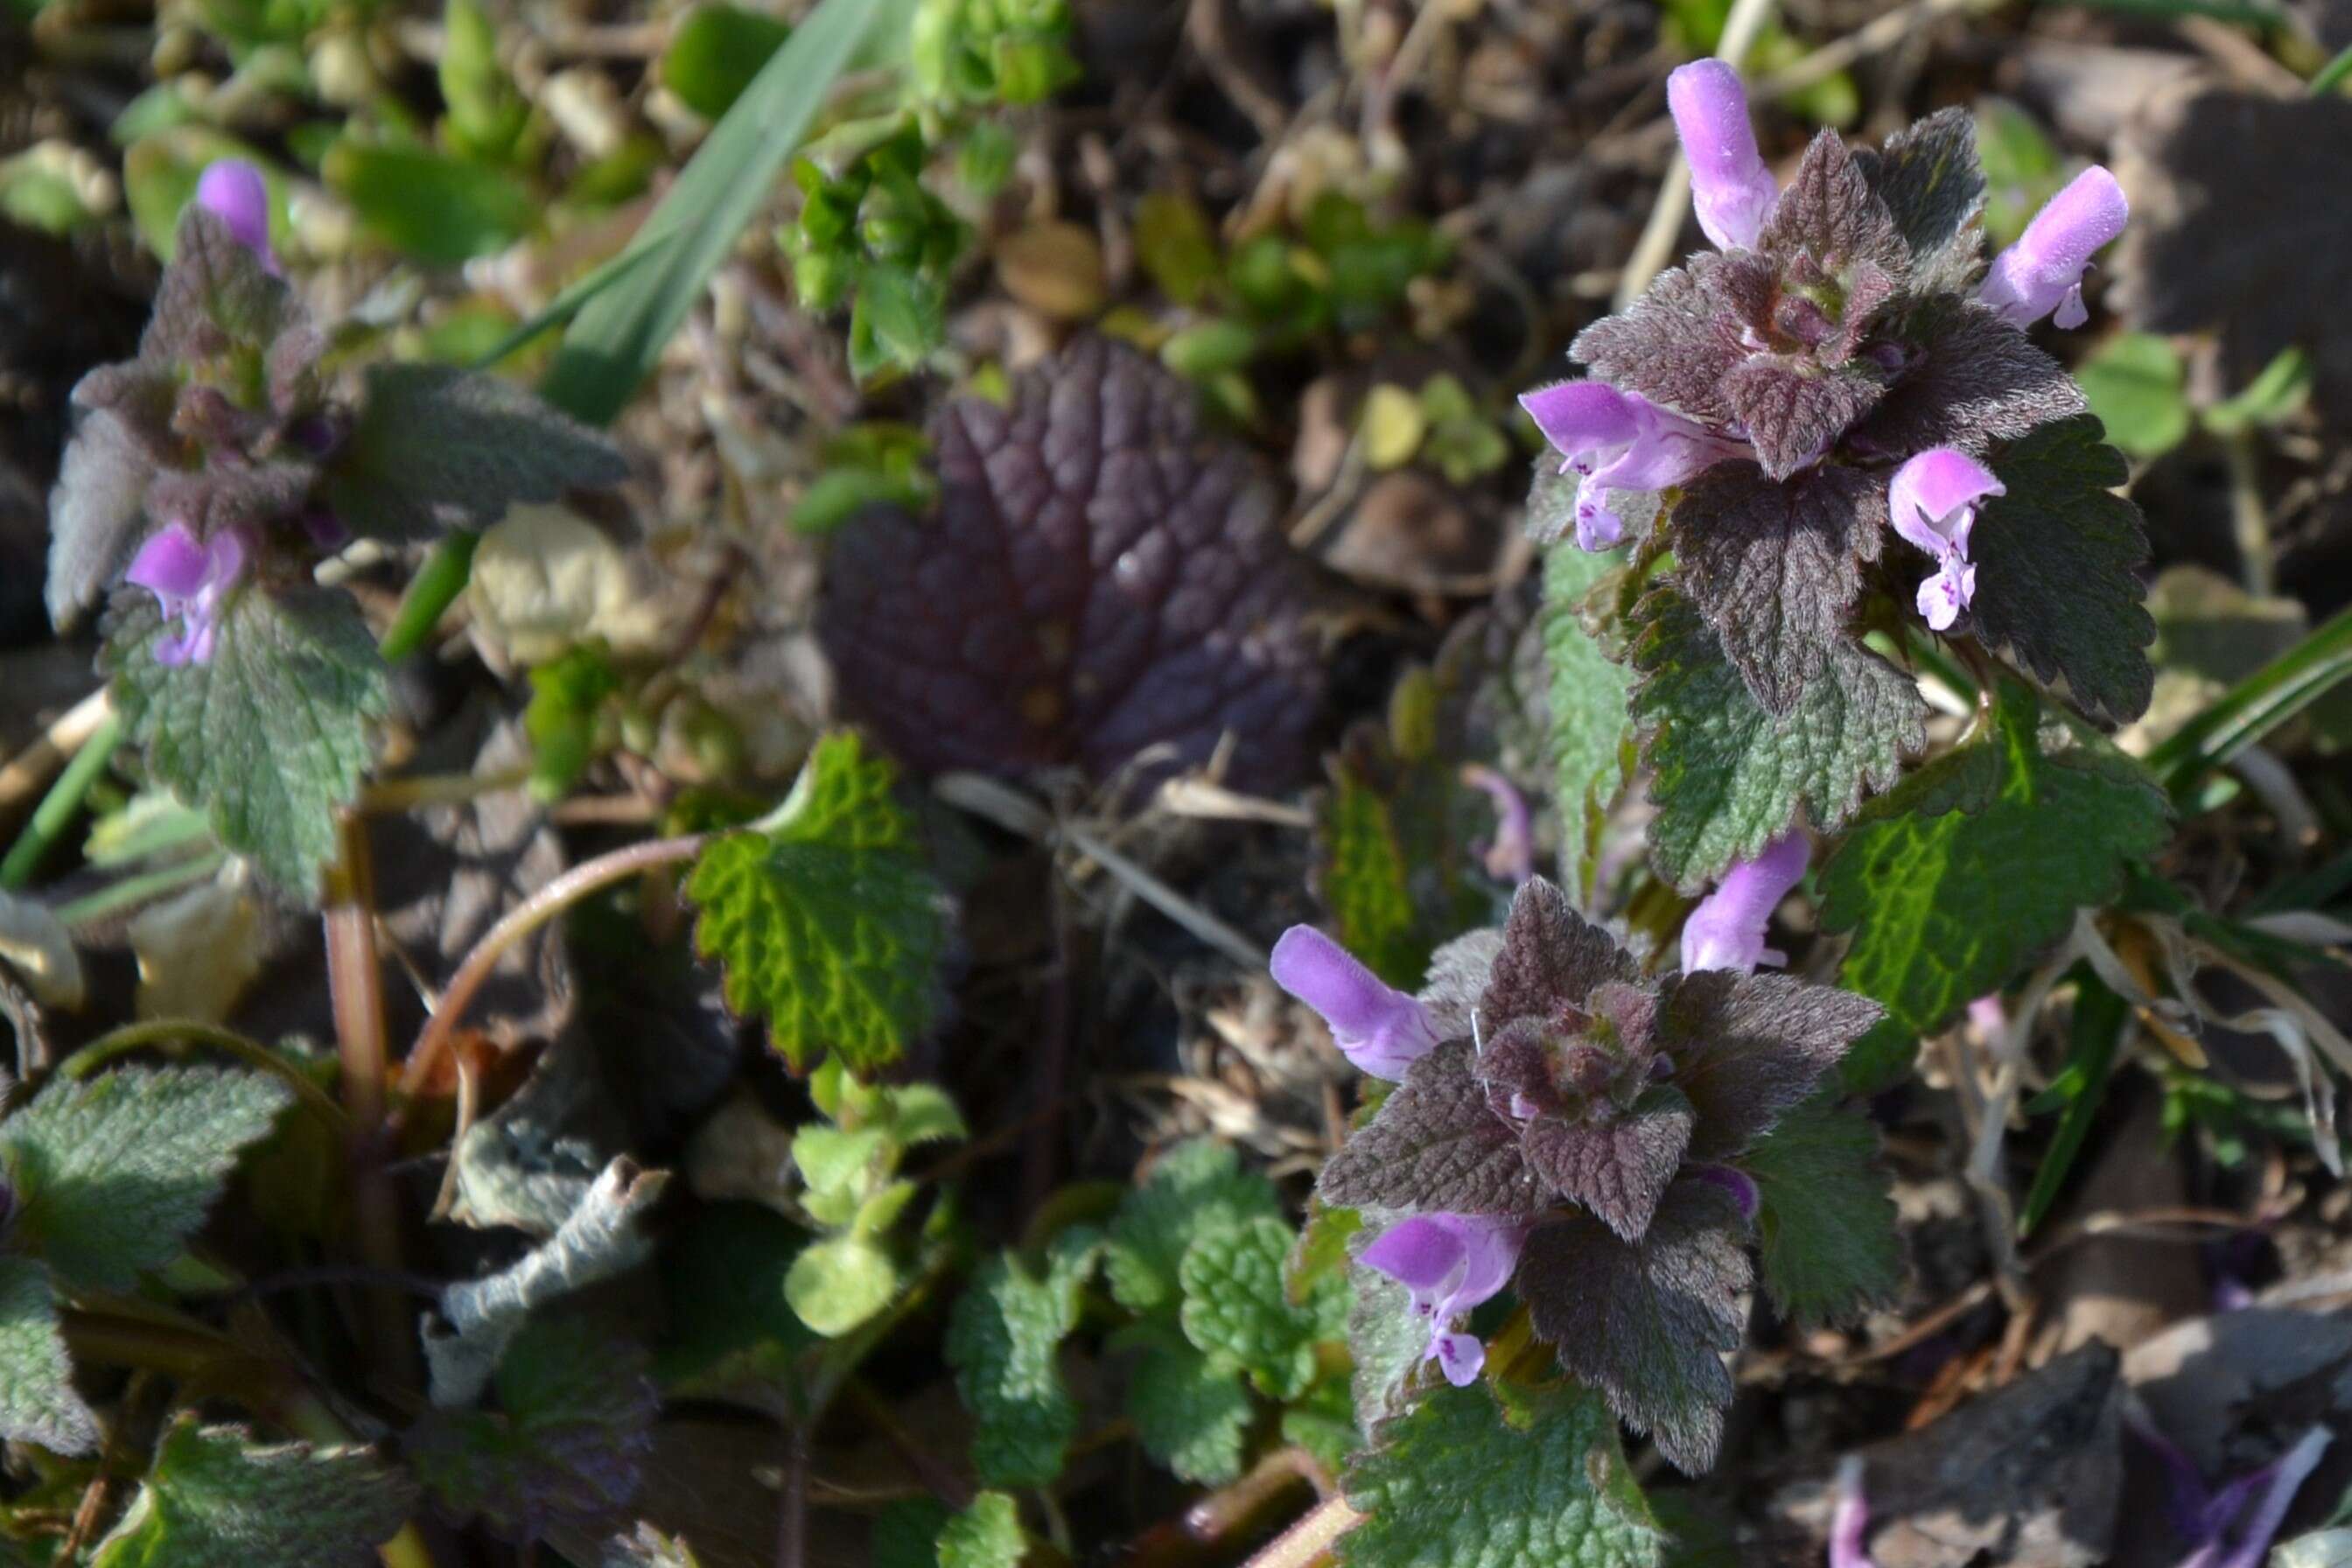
[
  {"x1": 1978, "y1": 166, "x2": 2127, "y2": 330},
  {"x1": 1462, "y1": 766, "x2": 1534, "y2": 885},
  {"x1": 1361, "y1": 1213, "x2": 1530, "y2": 1387},
  {"x1": 193, "y1": 159, "x2": 279, "y2": 276},
  {"x1": 1520, "y1": 381, "x2": 1748, "y2": 550},
  {"x1": 1669, "y1": 59, "x2": 1779, "y2": 251},
  {"x1": 1682, "y1": 831, "x2": 1808, "y2": 976},
  {"x1": 1270, "y1": 926, "x2": 1440, "y2": 1082},
  {"x1": 125, "y1": 521, "x2": 249, "y2": 667},
  {"x1": 1889, "y1": 447, "x2": 2006, "y2": 631},
  {"x1": 1830, "y1": 1457, "x2": 1878, "y2": 1568}
]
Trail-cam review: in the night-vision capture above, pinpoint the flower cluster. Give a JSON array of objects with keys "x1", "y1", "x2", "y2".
[
  {"x1": 1521, "y1": 60, "x2": 2130, "y2": 683},
  {"x1": 1274, "y1": 872, "x2": 1880, "y2": 1469}
]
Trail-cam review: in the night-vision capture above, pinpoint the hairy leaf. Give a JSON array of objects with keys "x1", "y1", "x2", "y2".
[
  {"x1": 1522, "y1": 1086, "x2": 1694, "y2": 1243},
  {"x1": 945, "y1": 1233, "x2": 1096, "y2": 1488},
  {"x1": 1662, "y1": 971, "x2": 1884, "y2": 1162},
  {"x1": 1177, "y1": 1215, "x2": 1347, "y2": 1401},
  {"x1": 1480, "y1": 877, "x2": 1636, "y2": 1029},
  {"x1": 141, "y1": 206, "x2": 294, "y2": 362},
  {"x1": 822, "y1": 337, "x2": 1323, "y2": 792},
  {"x1": 936, "y1": 1493, "x2": 1025, "y2": 1568},
  {"x1": 1102, "y1": 1139, "x2": 1283, "y2": 1314},
  {"x1": 1743, "y1": 1101, "x2": 1902, "y2": 1327},
  {"x1": 1542, "y1": 543, "x2": 1636, "y2": 900},
  {"x1": 1760, "y1": 130, "x2": 1908, "y2": 277},
  {"x1": 1632, "y1": 588, "x2": 1924, "y2": 892},
  {"x1": 1719, "y1": 357, "x2": 1886, "y2": 482},
  {"x1": 1340, "y1": 1378, "x2": 1660, "y2": 1568},
  {"x1": 1520, "y1": 1180, "x2": 1753, "y2": 1475},
  {"x1": 1347, "y1": 1265, "x2": 1429, "y2": 1432},
  {"x1": 321, "y1": 363, "x2": 629, "y2": 542},
  {"x1": 1855, "y1": 108, "x2": 1986, "y2": 289},
  {"x1": 0, "y1": 1257, "x2": 96, "y2": 1455},
  {"x1": 1817, "y1": 685, "x2": 2171, "y2": 1090},
  {"x1": 1317, "y1": 1042, "x2": 1542, "y2": 1216},
  {"x1": 1123, "y1": 1333, "x2": 1253, "y2": 1484},
  {"x1": 90, "y1": 1421, "x2": 416, "y2": 1568},
  {"x1": 102, "y1": 584, "x2": 388, "y2": 898},
  {"x1": 1671, "y1": 464, "x2": 1879, "y2": 716},
  {"x1": 1, "y1": 1067, "x2": 291, "y2": 1293},
  {"x1": 46, "y1": 403, "x2": 158, "y2": 627},
  {"x1": 686, "y1": 732, "x2": 947, "y2": 1073},
  {"x1": 1970, "y1": 415, "x2": 2156, "y2": 728},
  {"x1": 1570, "y1": 256, "x2": 1745, "y2": 427},
  {"x1": 407, "y1": 1320, "x2": 657, "y2": 1544},
  {"x1": 1852, "y1": 299, "x2": 2084, "y2": 461}
]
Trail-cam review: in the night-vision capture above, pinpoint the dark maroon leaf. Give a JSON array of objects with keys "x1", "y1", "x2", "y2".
[
  {"x1": 1478, "y1": 878, "x2": 1637, "y2": 1031},
  {"x1": 1852, "y1": 299, "x2": 2084, "y2": 461},
  {"x1": 821, "y1": 337, "x2": 1324, "y2": 792},
  {"x1": 1759, "y1": 129, "x2": 1908, "y2": 279},
  {"x1": 2114, "y1": 89, "x2": 2352, "y2": 422},
  {"x1": 1315, "y1": 1042, "x2": 1544, "y2": 1216},
  {"x1": 1569, "y1": 255, "x2": 1748, "y2": 426},
  {"x1": 1417, "y1": 928, "x2": 1502, "y2": 1041},
  {"x1": 1520, "y1": 1179, "x2": 1753, "y2": 1474},
  {"x1": 1854, "y1": 108, "x2": 1987, "y2": 290},
  {"x1": 1520, "y1": 1084, "x2": 1695, "y2": 1243},
  {"x1": 1718, "y1": 357, "x2": 1886, "y2": 480},
  {"x1": 1670, "y1": 464, "x2": 1880, "y2": 718},
  {"x1": 1662, "y1": 970, "x2": 1884, "y2": 1162}
]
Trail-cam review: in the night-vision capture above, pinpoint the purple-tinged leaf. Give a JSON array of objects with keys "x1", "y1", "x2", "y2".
[
  {"x1": 1853, "y1": 108, "x2": 1987, "y2": 289},
  {"x1": 1851, "y1": 299, "x2": 2085, "y2": 461},
  {"x1": 1417, "y1": 928, "x2": 1503, "y2": 1042},
  {"x1": 46, "y1": 405, "x2": 158, "y2": 628},
  {"x1": 822, "y1": 337, "x2": 1324, "y2": 792},
  {"x1": 1718, "y1": 356, "x2": 1887, "y2": 480},
  {"x1": 1662, "y1": 970, "x2": 1883, "y2": 1161},
  {"x1": 1570, "y1": 255, "x2": 1749, "y2": 428},
  {"x1": 1316, "y1": 1042, "x2": 1544, "y2": 1217},
  {"x1": 1757, "y1": 129, "x2": 1908, "y2": 279},
  {"x1": 1670, "y1": 463, "x2": 1880, "y2": 717},
  {"x1": 1521, "y1": 1179, "x2": 1754, "y2": 1474},
  {"x1": 140, "y1": 206, "x2": 294, "y2": 364},
  {"x1": 1521, "y1": 1084, "x2": 1696, "y2": 1243},
  {"x1": 1478, "y1": 877, "x2": 1637, "y2": 1031}
]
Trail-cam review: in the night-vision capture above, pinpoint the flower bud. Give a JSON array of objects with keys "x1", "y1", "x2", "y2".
[
  {"x1": 1668, "y1": 60, "x2": 1779, "y2": 252},
  {"x1": 1681, "y1": 831, "x2": 1808, "y2": 976},
  {"x1": 1270, "y1": 926, "x2": 1439, "y2": 1082},
  {"x1": 194, "y1": 159, "x2": 279, "y2": 276},
  {"x1": 1979, "y1": 165, "x2": 2128, "y2": 330}
]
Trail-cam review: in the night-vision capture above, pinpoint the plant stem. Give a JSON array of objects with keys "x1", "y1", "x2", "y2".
[
  {"x1": 321, "y1": 814, "x2": 416, "y2": 1390},
  {"x1": 2226, "y1": 428, "x2": 2273, "y2": 598},
  {"x1": 64, "y1": 1018, "x2": 347, "y2": 1131},
  {"x1": 1242, "y1": 1494, "x2": 1362, "y2": 1568},
  {"x1": 391, "y1": 831, "x2": 709, "y2": 1119},
  {"x1": 775, "y1": 1420, "x2": 809, "y2": 1568},
  {"x1": 0, "y1": 710, "x2": 122, "y2": 890},
  {"x1": 378, "y1": 532, "x2": 479, "y2": 662}
]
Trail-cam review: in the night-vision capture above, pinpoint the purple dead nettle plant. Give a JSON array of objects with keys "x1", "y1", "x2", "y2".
[
  {"x1": 1521, "y1": 57, "x2": 2134, "y2": 745},
  {"x1": 1274, "y1": 877, "x2": 1880, "y2": 1469}
]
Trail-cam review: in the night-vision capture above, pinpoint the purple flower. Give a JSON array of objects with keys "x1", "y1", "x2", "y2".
[
  {"x1": 1270, "y1": 926, "x2": 1440, "y2": 1081},
  {"x1": 1681, "y1": 830, "x2": 1808, "y2": 975},
  {"x1": 1691, "y1": 1164, "x2": 1760, "y2": 1222},
  {"x1": 1830, "y1": 1457, "x2": 1878, "y2": 1568},
  {"x1": 1888, "y1": 447, "x2": 2005, "y2": 631},
  {"x1": 193, "y1": 159, "x2": 279, "y2": 276},
  {"x1": 1462, "y1": 766, "x2": 1534, "y2": 885},
  {"x1": 1520, "y1": 381, "x2": 1748, "y2": 550},
  {"x1": 125, "y1": 521, "x2": 250, "y2": 667},
  {"x1": 1978, "y1": 165, "x2": 2127, "y2": 331},
  {"x1": 1361, "y1": 1212, "x2": 1530, "y2": 1386},
  {"x1": 1669, "y1": 59, "x2": 1779, "y2": 252}
]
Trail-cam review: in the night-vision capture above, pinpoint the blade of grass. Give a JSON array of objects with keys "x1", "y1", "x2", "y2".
[
  {"x1": 2020, "y1": 970, "x2": 2128, "y2": 1237},
  {"x1": 2311, "y1": 39, "x2": 2352, "y2": 95},
  {"x1": 378, "y1": 529, "x2": 480, "y2": 662},
  {"x1": 537, "y1": 0, "x2": 886, "y2": 424},
  {"x1": 2146, "y1": 604, "x2": 2352, "y2": 800}
]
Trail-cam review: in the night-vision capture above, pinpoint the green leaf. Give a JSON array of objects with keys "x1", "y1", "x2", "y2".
[
  {"x1": 2203, "y1": 346, "x2": 2313, "y2": 437},
  {"x1": 1543, "y1": 542, "x2": 1637, "y2": 900},
  {"x1": 541, "y1": 0, "x2": 887, "y2": 424},
  {"x1": 872, "y1": 1500, "x2": 953, "y2": 1568},
  {"x1": 1340, "y1": 1379, "x2": 1661, "y2": 1568},
  {"x1": 405, "y1": 1319, "x2": 657, "y2": 1543},
  {"x1": 944, "y1": 1234, "x2": 1096, "y2": 1488},
  {"x1": 2075, "y1": 332, "x2": 2188, "y2": 459},
  {"x1": 439, "y1": 0, "x2": 529, "y2": 159},
  {"x1": 1971, "y1": 415, "x2": 2156, "y2": 728},
  {"x1": 653, "y1": 1202, "x2": 822, "y2": 1397},
  {"x1": 1281, "y1": 1375, "x2": 1361, "y2": 1474},
  {"x1": 1632, "y1": 587, "x2": 1924, "y2": 892},
  {"x1": 1178, "y1": 1215, "x2": 1347, "y2": 1401},
  {"x1": 1102, "y1": 1139, "x2": 1282, "y2": 1315},
  {"x1": 1742, "y1": 1101, "x2": 1901, "y2": 1327},
  {"x1": 0, "y1": 1256, "x2": 96, "y2": 1454},
  {"x1": 324, "y1": 140, "x2": 536, "y2": 264},
  {"x1": 1817, "y1": 685, "x2": 2172, "y2": 1091},
  {"x1": 90, "y1": 1420, "x2": 416, "y2": 1568},
  {"x1": 2020, "y1": 973, "x2": 2128, "y2": 1236},
  {"x1": 685, "y1": 732, "x2": 948, "y2": 1073},
  {"x1": 784, "y1": 1234, "x2": 899, "y2": 1336},
  {"x1": 322, "y1": 362, "x2": 629, "y2": 542},
  {"x1": 1318, "y1": 769, "x2": 1424, "y2": 989},
  {"x1": 2, "y1": 1067, "x2": 292, "y2": 1293},
  {"x1": 1123, "y1": 1332, "x2": 1253, "y2": 1484},
  {"x1": 936, "y1": 1493, "x2": 1026, "y2": 1568},
  {"x1": 102, "y1": 585, "x2": 388, "y2": 898},
  {"x1": 1134, "y1": 192, "x2": 1220, "y2": 305},
  {"x1": 661, "y1": 4, "x2": 794, "y2": 119}
]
